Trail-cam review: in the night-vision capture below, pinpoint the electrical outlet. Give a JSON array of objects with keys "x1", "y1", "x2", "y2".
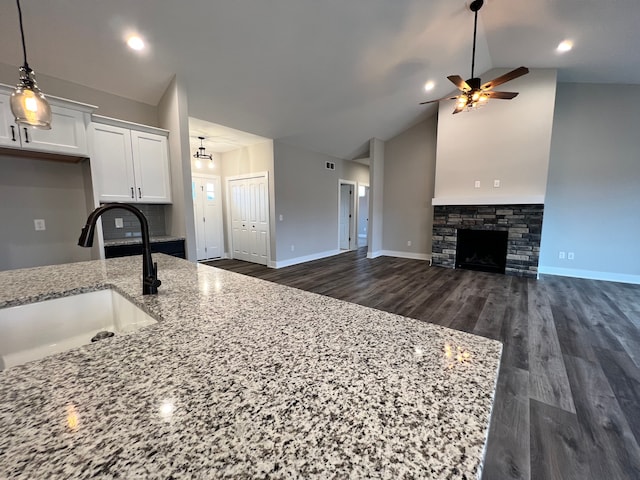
[
  {"x1": 493, "y1": 179, "x2": 501, "y2": 188},
  {"x1": 568, "y1": 252, "x2": 575, "y2": 260},
  {"x1": 115, "y1": 218, "x2": 124, "y2": 228},
  {"x1": 34, "y1": 219, "x2": 46, "y2": 231},
  {"x1": 279, "y1": 214, "x2": 283, "y2": 222},
  {"x1": 407, "y1": 240, "x2": 412, "y2": 247},
  {"x1": 559, "y1": 251, "x2": 565, "y2": 259},
  {"x1": 474, "y1": 180, "x2": 481, "y2": 188}
]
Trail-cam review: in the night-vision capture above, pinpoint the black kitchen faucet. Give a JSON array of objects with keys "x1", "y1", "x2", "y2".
[{"x1": 78, "y1": 203, "x2": 161, "y2": 295}]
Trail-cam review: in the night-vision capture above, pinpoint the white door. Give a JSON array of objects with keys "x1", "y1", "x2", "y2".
[
  {"x1": 193, "y1": 175, "x2": 224, "y2": 261},
  {"x1": 228, "y1": 174, "x2": 269, "y2": 265},
  {"x1": 339, "y1": 183, "x2": 353, "y2": 250}
]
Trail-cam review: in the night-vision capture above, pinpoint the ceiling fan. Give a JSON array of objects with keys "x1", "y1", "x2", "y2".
[{"x1": 421, "y1": 0, "x2": 529, "y2": 114}]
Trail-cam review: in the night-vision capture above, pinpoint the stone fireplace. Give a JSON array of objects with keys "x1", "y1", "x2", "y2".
[{"x1": 431, "y1": 204, "x2": 544, "y2": 278}]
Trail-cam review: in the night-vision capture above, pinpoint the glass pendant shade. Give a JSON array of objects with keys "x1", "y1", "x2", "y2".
[{"x1": 10, "y1": 65, "x2": 51, "y2": 129}]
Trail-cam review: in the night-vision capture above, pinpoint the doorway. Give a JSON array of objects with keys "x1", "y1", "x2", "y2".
[
  {"x1": 357, "y1": 183, "x2": 369, "y2": 247},
  {"x1": 227, "y1": 173, "x2": 270, "y2": 265},
  {"x1": 192, "y1": 175, "x2": 224, "y2": 261},
  {"x1": 338, "y1": 180, "x2": 356, "y2": 251}
]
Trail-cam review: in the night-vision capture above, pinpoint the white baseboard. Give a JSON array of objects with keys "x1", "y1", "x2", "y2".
[
  {"x1": 538, "y1": 266, "x2": 640, "y2": 285},
  {"x1": 367, "y1": 250, "x2": 383, "y2": 259},
  {"x1": 378, "y1": 250, "x2": 431, "y2": 261},
  {"x1": 273, "y1": 249, "x2": 342, "y2": 269}
]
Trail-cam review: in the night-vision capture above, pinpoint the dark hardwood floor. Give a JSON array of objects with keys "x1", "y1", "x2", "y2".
[{"x1": 203, "y1": 249, "x2": 640, "y2": 480}]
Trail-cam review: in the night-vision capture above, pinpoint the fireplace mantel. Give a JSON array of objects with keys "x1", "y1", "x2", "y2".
[{"x1": 432, "y1": 195, "x2": 545, "y2": 206}]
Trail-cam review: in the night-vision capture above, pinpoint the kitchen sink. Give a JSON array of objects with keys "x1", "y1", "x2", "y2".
[{"x1": 0, "y1": 289, "x2": 157, "y2": 370}]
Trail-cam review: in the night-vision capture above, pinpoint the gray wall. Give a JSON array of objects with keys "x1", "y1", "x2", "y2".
[
  {"x1": 0, "y1": 62, "x2": 158, "y2": 126},
  {"x1": 220, "y1": 141, "x2": 276, "y2": 259},
  {"x1": 435, "y1": 68, "x2": 557, "y2": 203},
  {"x1": 158, "y1": 76, "x2": 197, "y2": 261},
  {"x1": 382, "y1": 115, "x2": 437, "y2": 256},
  {"x1": 539, "y1": 82, "x2": 640, "y2": 282},
  {"x1": 0, "y1": 155, "x2": 92, "y2": 270},
  {"x1": 368, "y1": 138, "x2": 385, "y2": 257},
  {"x1": 273, "y1": 141, "x2": 369, "y2": 265}
]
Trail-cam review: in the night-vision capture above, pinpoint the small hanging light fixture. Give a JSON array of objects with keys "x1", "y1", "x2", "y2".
[
  {"x1": 193, "y1": 136, "x2": 214, "y2": 168},
  {"x1": 10, "y1": 0, "x2": 52, "y2": 129}
]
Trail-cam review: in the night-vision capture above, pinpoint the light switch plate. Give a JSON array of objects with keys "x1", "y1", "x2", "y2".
[
  {"x1": 34, "y1": 219, "x2": 46, "y2": 231},
  {"x1": 115, "y1": 218, "x2": 124, "y2": 228},
  {"x1": 474, "y1": 180, "x2": 481, "y2": 188}
]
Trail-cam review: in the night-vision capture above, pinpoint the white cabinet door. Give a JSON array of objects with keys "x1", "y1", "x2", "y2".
[
  {"x1": 27, "y1": 105, "x2": 88, "y2": 156},
  {"x1": 90, "y1": 123, "x2": 137, "y2": 203},
  {"x1": 0, "y1": 93, "x2": 21, "y2": 148},
  {"x1": 0, "y1": 91, "x2": 89, "y2": 156},
  {"x1": 131, "y1": 131, "x2": 171, "y2": 203}
]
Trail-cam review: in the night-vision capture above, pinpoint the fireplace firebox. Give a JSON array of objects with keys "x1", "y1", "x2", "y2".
[{"x1": 455, "y1": 229, "x2": 508, "y2": 274}]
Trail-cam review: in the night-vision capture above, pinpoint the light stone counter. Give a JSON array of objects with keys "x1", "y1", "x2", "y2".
[{"x1": 0, "y1": 255, "x2": 502, "y2": 479}]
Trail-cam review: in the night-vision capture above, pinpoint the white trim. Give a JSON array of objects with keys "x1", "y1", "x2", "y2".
[
  {"x1": 367, "y1": 250, "x2": 383, "y2": 259},
  {"x1": 273, "y1": 249, "x2": 342, "y2": 269},
  {"x1": 378, "y1": 250, "x2": 431, "y2": 261},
  {"x1": 91, "y1": 114, "x2": 169, "y2": 136},
  {"x1": 432, "y1": 195, "x2": 545, "y2": 206},
  {"x1": 538, "y1": 266, "x2": 640, "y2": 285}
]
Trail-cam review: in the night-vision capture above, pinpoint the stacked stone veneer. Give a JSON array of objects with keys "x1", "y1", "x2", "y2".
[{"x1": 432, "y1": 204, "x2": 544, "y2": 278}]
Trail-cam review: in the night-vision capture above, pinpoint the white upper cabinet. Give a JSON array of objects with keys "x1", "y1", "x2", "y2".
[
  {"x1": 0, "y1": 86, "x2": 94, "y2": 158},
  {"x1": 90, "y1": 116, "x2": 172, "y2": 204}
]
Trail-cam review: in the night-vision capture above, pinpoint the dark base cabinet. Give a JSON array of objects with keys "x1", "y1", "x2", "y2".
[{"x1": 105, "y1": 240, "x2": 186, "y2": 259}]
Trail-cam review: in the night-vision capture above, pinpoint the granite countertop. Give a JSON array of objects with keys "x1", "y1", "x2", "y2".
[
  {"x1": 0, "y1": 255, "x2": 502, "y2": 479},
  {"x1": 103, "y1": 235, "x2": 185, "y2": 247}
]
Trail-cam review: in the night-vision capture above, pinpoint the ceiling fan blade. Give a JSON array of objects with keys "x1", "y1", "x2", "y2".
[
  {"x1": 452, "y1": 104, "x2": 466, "y2": 114},
  {"x1": 447, "y1": 75, "x2": 471, "y2": 91},
  {"x1": 486, "y1": 91, "x2": 519, "y2": 100},
  {"x1": 481, "y1": 66, "x2": 529, "y2": 90},
  {"x1": 419, "y1": 96, "x2": 458, "y2": 105}
]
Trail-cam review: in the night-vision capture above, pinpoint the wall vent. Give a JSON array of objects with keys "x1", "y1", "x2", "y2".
[{"x1": 325, "y1": 161, "x2": 335, "y2": 170}]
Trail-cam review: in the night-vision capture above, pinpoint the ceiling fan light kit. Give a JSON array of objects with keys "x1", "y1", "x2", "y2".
[{"x1": 421, "y1": 0, "x2": 529, "y2": 114}]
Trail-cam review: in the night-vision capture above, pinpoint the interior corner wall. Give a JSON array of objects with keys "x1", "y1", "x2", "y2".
[
  {"x1": 434, "y1": 68, "x2": 557, "y2": 202},
  {"x1": 272, "y1": 141, "x2": 368, "y2": 265},
  {"x1": 368, "y1": 138, "x2": 385, "y2": 257},
  {"x1": 539, "y1": 82, "x2": 640, "y2": 283},
  {"x1": 158, "y1": 76, "x2": 197, "y2": 262},
  {"x1": 0, "y1": 62, "x2": 158, "y2": 126},
  {"x1": 0, "y1": 155, "x2": 93, "y2": 271},
  {"x1": 382, "y1": 115, "x2": 437, "y2": 257},
  {"x1": 220, "y1": 140, "x2": 276, "y2": 259}
]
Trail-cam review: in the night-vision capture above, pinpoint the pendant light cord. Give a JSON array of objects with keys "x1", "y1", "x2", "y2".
[
  {"x1": 16, "y1": 0, "x2": 29, "y2": 68},
  {"x1": 471, "y1": 9, "x2": 478, "y2": 79}
]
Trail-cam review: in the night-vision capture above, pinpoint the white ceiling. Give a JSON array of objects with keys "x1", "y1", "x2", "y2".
[
  {"x1": 0, "y1": 0, "x2": 638, "y2": 159},
  {"x1": 188, "y1": 117, "x2": 269, "y2": 154}
]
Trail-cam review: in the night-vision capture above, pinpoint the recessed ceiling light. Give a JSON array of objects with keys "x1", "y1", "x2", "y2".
[
  {"x1": 127, "y1": 36, "x2": 145, "y2": 51},
  {"x1": 424, "y1": 81, "x2": 435, "y2": 91},
  {"x1": 557, "y1": 40, "x2": 573, "y2": 53}
]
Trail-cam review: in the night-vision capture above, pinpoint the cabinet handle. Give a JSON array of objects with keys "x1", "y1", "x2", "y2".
[
  {"x1": 138, "y1": 187, "x2": 142, "y2": 198},
  {"x1": 131, "y1": 187, "x2": 135, "y2": 199},
  {"x1": 23, "y1": 128, "x2": 29, "y2": 143},
  {"x1": 10, "y1": 125, "x2": 16, "y2": 142}
]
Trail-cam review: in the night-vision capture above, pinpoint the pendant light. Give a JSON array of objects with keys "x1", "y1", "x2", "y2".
[
  {"x1": 10, "y1": 0, "x2": 52, "y2": 129},
  {"x1": 193, "y1": 136, "x2": 214, "y2": 168}
]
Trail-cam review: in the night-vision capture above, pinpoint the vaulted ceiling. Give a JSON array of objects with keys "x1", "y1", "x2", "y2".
[{"x1": 0, "y1": 0, "x2": 638, "y2": 159}]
